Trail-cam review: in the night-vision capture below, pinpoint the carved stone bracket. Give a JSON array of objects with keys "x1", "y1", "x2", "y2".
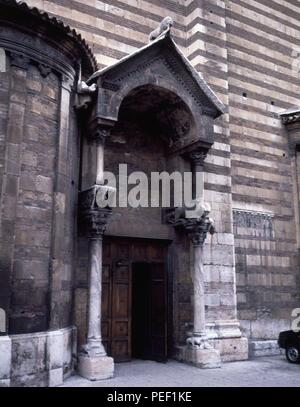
[
  {"x1": 75, "y1": 80, "x2": 97, "y2": 110},
  {"x1": 182, "y1": 215, "x2": 215, "y2": 247},
  {"x1": 38, "y1": 63, "x2": 52, "y2": 78},
  {"x1": 166, "y1": 202, "x2": 215, "y2": 247},
  {"x1": 78, "y1": 185, "x2": 115, "y2": 238}
]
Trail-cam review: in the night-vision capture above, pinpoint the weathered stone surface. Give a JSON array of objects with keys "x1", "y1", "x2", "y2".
[
  {"x1": 211, "y1": 337, "x2": 249, "y2": 362},
  {"x1": 249, "y1": 340, "x2": 281, "y2": 358},
  {"x1": 0, "y1": 336, "x2": 11, "y2": 385},
  {"x1": 184, "y1": 347, "x2": 221, "y2": 369},
  {"x1": 78, "y1": 355, "x2": 114, "y2": 381}
]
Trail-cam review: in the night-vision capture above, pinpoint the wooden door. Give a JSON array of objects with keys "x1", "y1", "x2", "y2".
[
  {"x1": 111, "y1": 260, "x2": 131, "y2": 361},
  {"x1": 102, "y1": 238, "x2": 168, "y2": 362},
  {"x1": 102, "y1": 240, "x2": 131, "y2": 362}
]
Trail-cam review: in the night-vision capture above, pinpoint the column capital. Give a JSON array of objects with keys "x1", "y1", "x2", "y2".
[
  {"x1": 88, "y1": 118, "x2": 115, "y2": 145},
  {"x1": 79, "y1": 185, "x2": 114, "y2": 238},
  {"x1": 92, "y1": 127, "x2": 110, "y2": 145},
  {"x1": 166, "y1": 204, "x2": 215, "y2": 247},
  {"x1": 188, "y1": 149, "x2": 208, "y2": 167},
  {"x1": 183, "y1": 215, "x2": 215, "y2": 247},
  {"x1": 80, "y1": 209, "x2": 112, "y2": 239}
]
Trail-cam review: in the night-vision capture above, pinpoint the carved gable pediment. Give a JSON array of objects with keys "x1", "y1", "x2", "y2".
[{"x1": 86, "y1": 31, "x2": 225, "y2": 155}]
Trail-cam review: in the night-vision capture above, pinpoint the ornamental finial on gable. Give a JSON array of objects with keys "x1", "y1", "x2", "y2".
[{"x1": 149, "y1": 16, "x2": 174, "y2": 42}]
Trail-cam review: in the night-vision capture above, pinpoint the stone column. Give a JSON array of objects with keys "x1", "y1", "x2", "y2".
[
  {"x1": 94, "y1": 128, "x2": 109, "y2": 185},
  {"x1": 77, "y1": 125, "x2": 115, "y2": 381},
  {"x1": 189, "y1": 150, "x2": 207, "y2": 200},
  {"x1": 183, "y1": 215, "x2": 221, "y2": 369},
  {"x1": 78, "y1": 205, "x2": 114, "y2": 381},
  {"x1": 86, "y1": 237, "x2": 105, "y2": 356},
  {"x1": 173, "y1": 148, "x2": 221, "y2": 368},
  {"x1": 78, "y1": 196, "x2": 114, "y2": 380}
]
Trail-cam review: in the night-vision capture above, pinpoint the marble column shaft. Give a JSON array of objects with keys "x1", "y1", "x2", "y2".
[
  {"x1": 193, "y1": 244, "x2": 206, "y2": 336},
  {"x1": 86, "y1": 237, "x2": 106, "y2": 355}
]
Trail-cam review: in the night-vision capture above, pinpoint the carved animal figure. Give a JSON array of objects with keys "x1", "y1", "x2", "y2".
[{"x1": 149, "y1": 16, "x2": 174, "y2": 42}]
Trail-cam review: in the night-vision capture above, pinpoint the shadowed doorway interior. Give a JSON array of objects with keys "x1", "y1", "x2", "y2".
[{"x1": 132, "y1": 262, "x2": 168, "y2": 362}]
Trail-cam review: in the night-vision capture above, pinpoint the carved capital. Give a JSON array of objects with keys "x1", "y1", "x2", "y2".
[
  {"x1": 92, "y1": 127, "x2": 110, "y2": 145},
  {"x1": 80, "y1": 209, "x2": 112, "y2": 239},
  {"x1": 78, "y1": 185, "x2": 115, "y2": 238},
  {"x1": 184, "y1": 216, "x2": 215, "y2": 247},
  {"x1": 189, "y1": 149, "x2": 208, "y2": 167},
  {"x1": 10, "y1": 52, "x2": 30, "y2": 70},
  {"x1": 166, "y1": 202, "x2": 215, "y2": 247},
  {"x1": 88, "y1": 117, "x2": 115, "y2": 145}
]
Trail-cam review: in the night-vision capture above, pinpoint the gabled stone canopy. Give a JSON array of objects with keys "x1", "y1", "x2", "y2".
[{"x1": 86, "y1": 31, "x2": 225, "y2": 155}]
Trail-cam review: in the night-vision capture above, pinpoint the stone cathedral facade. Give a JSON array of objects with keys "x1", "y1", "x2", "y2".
[{"x1": 0, "y1": 0, "x2": 299, "y2": 386}]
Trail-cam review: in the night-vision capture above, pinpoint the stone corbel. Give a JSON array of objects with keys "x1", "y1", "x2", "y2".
[
  {"x1": 78, "y1": 184, "x2": 116, "y2": 238},
  {"x1": 38, "y1": 63, "x2": 52, "y2": 78},
  {"x1": 74, "y1": 79, "x2": 97, "y2": 110}
]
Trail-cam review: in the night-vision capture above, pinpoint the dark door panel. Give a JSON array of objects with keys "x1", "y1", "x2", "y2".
[{"x1": 132, "y1": 262, "x2": 168, "y2": 362}]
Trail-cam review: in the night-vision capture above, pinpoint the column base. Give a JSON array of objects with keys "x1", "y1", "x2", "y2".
[
  {"x1": 206, "y1": 321, "x2": 249, "y2": 362},
  {"x1": 78, "y1": 354, "x2": 114, "y2": 381},
  {"x1": 185, "y1": 347, "x2": 221, "y2": 369},
  {"x1": 183, "y1": 335, "x2": 221, "y2": 369}
]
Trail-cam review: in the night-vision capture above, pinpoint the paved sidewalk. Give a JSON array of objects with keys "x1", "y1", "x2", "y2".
[{"x1": 62, "y1": 355, "x2": 300, "y2": 387}]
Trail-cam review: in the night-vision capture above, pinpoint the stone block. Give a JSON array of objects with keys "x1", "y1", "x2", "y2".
[
  {"x1": 212, "y1": 337, "x2": 249, "y2": 362},
  {"x1": 49, "y1": 368, "x2": 63, "y2": 387},
  {"x1": 47, "y1": 330, "x2": 64, "y2": 370},
  {"x1": 78, "y1": 355, "x2": 114, "y2": 381},
  {"x1": 0, "y1": 336, "x2": 11, "y2": 382},
  {"x1": 249, "y1": 340, "x2": 281, "y2": 358},
  {"x1": 36, "y1": 175, "x2": 53, "y2": 194},
  {"x1": 249, "y1": 318, "x2": 290, "y2": 340},
  {"x1": 184, "y1": 347, "x2": 221, "y2": 369}
]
